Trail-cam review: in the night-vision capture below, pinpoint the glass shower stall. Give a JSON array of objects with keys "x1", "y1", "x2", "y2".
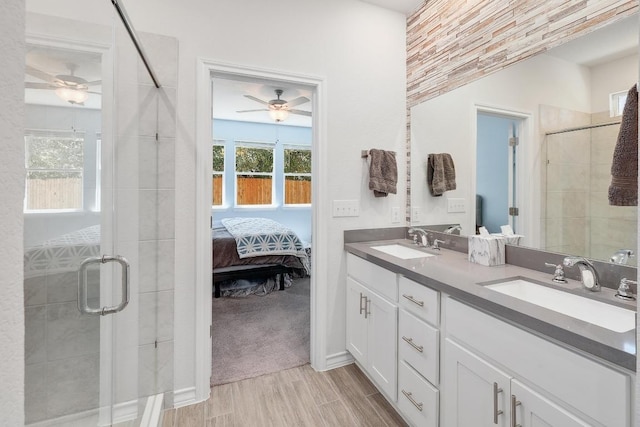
[{"x1": 23, "y1": 1, "x2": 175, "y2": 424}]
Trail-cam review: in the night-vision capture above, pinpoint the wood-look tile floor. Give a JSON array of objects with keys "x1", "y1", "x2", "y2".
[{"x1": 163, "y1": 363, "x2": 408, "y2": 427}]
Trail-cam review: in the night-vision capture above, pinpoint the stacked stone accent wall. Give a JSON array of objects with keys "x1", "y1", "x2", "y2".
[{"x1": 407, "y1": 0, "x2": 638, "y2": 107}]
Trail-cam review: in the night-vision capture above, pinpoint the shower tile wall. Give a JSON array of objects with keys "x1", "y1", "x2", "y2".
[
  {"x1": 114, "y1": 25, "x2": 178, "y2": 413},
  {"x1": 540, "y1": 105, "x2": 591, "y2": 256},
  {"x1": 541, "y1": 105, "x2": 637, "y2": 265}
]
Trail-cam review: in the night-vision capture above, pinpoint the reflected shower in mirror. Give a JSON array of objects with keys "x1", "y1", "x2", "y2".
[{"x1": 410, "y1": 13, "x2": 638, "y2": 266}]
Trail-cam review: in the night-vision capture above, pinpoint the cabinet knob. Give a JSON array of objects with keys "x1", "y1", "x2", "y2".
[
  {"x1": 511, "y1": 395, "x2": 521, "y2": 427},
  {"x1": 402, "y1": 336, "x2": 424, "y2": 353},
  {"x1": 401, "y1": 389, "x2": 423, "y2": 412},
  {"x1": 493, "y1": 382, "x2": 503, "y2": 424},
  {"x1": 402, "y1": 294, "x2": 425, "y2": 307}
]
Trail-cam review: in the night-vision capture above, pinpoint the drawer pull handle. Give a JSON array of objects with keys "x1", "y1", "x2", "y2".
[
  {"x1": 365, "y1": 297, "x2": 371, "y2": 319},
  {"x1": 402, "y1": 336, "x2": 424, "y2": 353},
  {"x1": 493, "y1": 382, "x2": 503, "y2": 424},
  {"x1": 359, "y1": 292, "x2": 365, "y2": 315},
  {"x1": 402, "y1": 389, "x2": 423, "y2": 411},
  {"x1": 511, "y1": 395, "x2": 521, "y2": 427},
  {"x1": 402, "y1": 294, "x2": 424, "y2": 307}
]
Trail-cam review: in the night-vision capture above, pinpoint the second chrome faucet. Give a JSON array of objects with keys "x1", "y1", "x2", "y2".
[{"x1": 563, "y1": 256, "x2": 600, "y2": 292}]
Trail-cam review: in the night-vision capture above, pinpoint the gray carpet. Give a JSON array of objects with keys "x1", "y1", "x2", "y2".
[{"x1": 211, "y1": 277, "x2": 310, "y2": 386}]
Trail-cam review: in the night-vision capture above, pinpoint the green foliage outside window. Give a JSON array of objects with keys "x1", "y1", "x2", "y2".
[
  {"x1": 235, "y1": 146, "x2": 273, "y2": 173},
  {"x1": 212, "y1": 145, "x2": 224, "y2": 171},
  {"x1": 284, "y1": 148, "x2": 311, "y2": 174}
]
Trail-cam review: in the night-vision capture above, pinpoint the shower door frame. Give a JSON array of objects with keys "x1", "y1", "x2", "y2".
[{"x1": 23, "y1": 30, "x2": 136, "y2": 425}]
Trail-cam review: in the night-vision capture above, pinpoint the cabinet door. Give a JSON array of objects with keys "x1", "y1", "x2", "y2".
[
  {"x1": 367, "y1": 289, "x2": 398, "y2": 401},
  {"x1": 511, "y1": 380, "x2": 593, "y2": 427},
  {"x1": 443, "y1": 339, "x2": 511, "y2": 427},
  {"x1": 346, "y1": 277, "x2": 368, "y2": 366}
]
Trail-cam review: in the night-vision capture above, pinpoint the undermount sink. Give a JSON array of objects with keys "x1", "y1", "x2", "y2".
[
  {"x1": 484, "y1": 279, "x2": 635, "y2": 333},
  {"x1": 370, "y1": 244, "x2": 437, "y2": 260}
]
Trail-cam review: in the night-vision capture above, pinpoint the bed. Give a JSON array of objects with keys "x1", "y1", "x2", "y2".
[
  {"x1": 24, "y1": 224, "x2": 101, "y2": 279},
  {"x1": 212, "y1": 217, "x2": 310, "y2": 297}
]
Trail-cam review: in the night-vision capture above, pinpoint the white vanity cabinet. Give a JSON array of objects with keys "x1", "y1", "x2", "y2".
[
  {"x1": 397, "y1": 276, "x2": 441, "y2": 426},
  {"x1": 346, "y1": 254, "x2": 398, "y2": 400},
  {"x1": 444, "y1": 339, "x2": 591, "y2": 426},
  {"x1": 443, "y1": 297, "x2": 633, "y2": 427}
]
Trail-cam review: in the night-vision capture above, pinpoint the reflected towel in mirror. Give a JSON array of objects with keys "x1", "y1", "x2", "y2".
[
  {"x1": 428, "y1": 153, "x2": 456, "y2": 196},
  {"x1": 608, "y1": 84, "x2": 638, "y2": 206}
]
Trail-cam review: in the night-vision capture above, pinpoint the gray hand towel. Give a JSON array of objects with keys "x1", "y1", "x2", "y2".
[
  {"x1": 368, "y1": 149, "x2": 397, "y2": 198},
  {"x1": 608, "y1": 84, "x2": 638, "y2": 206},
  {"x1": 428, "y1": 153, "x2": 456, "y2": 196}
]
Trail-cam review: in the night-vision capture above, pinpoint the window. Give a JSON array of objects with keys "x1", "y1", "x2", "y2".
[
  {"x1": 212, "y1": 140, "x2": 225, "y2": 206},
  {"x1": 24, "y1": 131, "x2": 84, "y2": 211},
  {"x1": 284, "y1": 146, "x2": 312, "y2": 205},
  {"x1": 235, "y1": 143, "x2": 274, "y2": 205},
  {"x1": 610, "y1": 90, "x2": 628, "y2": 117}
]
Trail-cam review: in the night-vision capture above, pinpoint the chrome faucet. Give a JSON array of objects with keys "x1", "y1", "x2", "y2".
[
  {"x1": 408, "y1": 227, "x2": 429, "y2": 247},
  {"x1": 444, "y1": 225, "x2": 462, "y2": 234},
  {"x1": 562, "y1": 256, "x2": 600, "y2": 292},
  {"x1": 610, "y1": 249, "x2": 634, "y2": 265}
]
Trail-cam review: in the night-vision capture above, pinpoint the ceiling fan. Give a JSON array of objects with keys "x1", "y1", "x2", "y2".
[
  {"x1": 25, "y1": 63, "x2": 101, "y2": 105},
  {"x1": 237, "y1": 89, "x2": 311, "y2": 122}
]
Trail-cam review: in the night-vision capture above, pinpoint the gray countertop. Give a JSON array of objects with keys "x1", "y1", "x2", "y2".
[{"x1": 345, "y1": 238, "x2": 637, "y2": 372}]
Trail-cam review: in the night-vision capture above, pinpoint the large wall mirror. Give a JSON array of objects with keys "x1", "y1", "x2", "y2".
[{"x1": 410, "y1": 13, "x2": 639, "y2": 266}]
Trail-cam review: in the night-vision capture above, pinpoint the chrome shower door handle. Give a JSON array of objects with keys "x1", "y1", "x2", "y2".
[{"x1": 78, "y1": 255, "x2": 130, "y2": 316}]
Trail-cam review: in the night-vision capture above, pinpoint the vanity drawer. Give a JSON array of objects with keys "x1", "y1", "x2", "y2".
[
  {"x1": 399, "y1": 309, "x2": 439, "y2": 385},
  {"x1": 399, "y1": 276, "x2": 439, "y2": 326},
  {"x1": 398, "y1": 360, "x2": 438, "y2": 427},
  {"x1": 347, "y1": 253, "x2": 397, "y2": 302}
]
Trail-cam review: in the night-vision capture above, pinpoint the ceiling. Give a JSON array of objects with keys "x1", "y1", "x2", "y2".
[
  {"x1": 359, "y1": 0, "x2": 424, "y2": 15},
  {"x1": 545, "y1": 14, "x2": 638, "y2": 66}
]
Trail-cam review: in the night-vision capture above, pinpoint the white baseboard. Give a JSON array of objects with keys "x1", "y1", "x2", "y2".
[
  {"x1": 173, "y1": 387, "x2": 198, "y2": 408},
  {"x1": 27, "y1": 399, "x2": 139, "y2": 427},
  {"x1": 111, "y1": 399, "x2": 139, "y2": 424},
  {"x1": 324, "y1": 351, "x2": 354, "y2": 371}
]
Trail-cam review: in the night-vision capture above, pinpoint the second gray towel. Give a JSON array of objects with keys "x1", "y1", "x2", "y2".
[
  {"x1": 428, "y1": 153, "x2": 456, "y2": 196},
  {"x1": 609, "y1": 84, "x2": 638, "y2": 206}
]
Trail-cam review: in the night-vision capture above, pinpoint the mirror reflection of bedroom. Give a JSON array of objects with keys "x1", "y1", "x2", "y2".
[{"x1": 210, "y1": 76, "x2": 313, "y2": 386}]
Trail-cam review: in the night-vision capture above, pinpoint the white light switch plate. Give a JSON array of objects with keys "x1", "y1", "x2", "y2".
[
  {"x1": 391, "y1": 207, "x2": 401, "y2": 223},
  {"x1": 412, "y1": 207, "x2": 421, "y2": 223},
  {"x1": 447, "y1": 198, "x2": 466, "y2": 213},
  {"x1": 332, "y1": 200, "x2": 360, "y2": 217}
]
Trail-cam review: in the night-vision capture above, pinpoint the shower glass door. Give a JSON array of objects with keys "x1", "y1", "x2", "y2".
[{"x1": 24, "y1": 4, "x2": 143, "y2": 425}]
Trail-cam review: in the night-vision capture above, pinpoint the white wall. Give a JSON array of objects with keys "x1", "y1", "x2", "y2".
[
  {"x1": 116, "y1": 0, "x2": 408, "y2": 395},
  {"x1": 0, "y1": 0, "x2": 25, "y2": 424},
  {"x1": 591, "y1": 53, "x2": 639, "y2": 113},
  {"x1": 411, "y1": 53, "x2": 594, "y2": 248}
]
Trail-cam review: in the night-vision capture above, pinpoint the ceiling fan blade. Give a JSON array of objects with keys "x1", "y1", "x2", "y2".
[
  {"x1": 87, "y1": 91, "x2": 102, "y2": 95},
  {"x1": 236, "y1": 109, "x2": 269, "y2": 113},
  {"x1": 25, "y1": 82, "x2": 56, "y2": 90},
  {"x1": 85, "y1": 80, "x2": 102, "y2": 86},
  {"x1": 285, "y1": 96, "x2": 310, "y2": 108},
  {"x1": 25, "y1": 65, "x2": 59, "y2": 84},
  {"x1": 289, "y1": 109, "x2": 312, "y2": 117},
  {"x1": 244, "y1": 95, "x2": 269, "y2": 106}
]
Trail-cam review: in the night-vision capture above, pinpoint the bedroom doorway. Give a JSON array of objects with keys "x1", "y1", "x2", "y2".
[{"x1": 209, "y1": 73, "x2": 315, "y2": 386}]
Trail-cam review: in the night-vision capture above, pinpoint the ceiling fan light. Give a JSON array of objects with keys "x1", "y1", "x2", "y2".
[
  {"x1": 269, "y1": 108, "x2": 289, "y2": 122},
  {"x1": 55, "y1": 87, "x2": 88, "y2": 105}
]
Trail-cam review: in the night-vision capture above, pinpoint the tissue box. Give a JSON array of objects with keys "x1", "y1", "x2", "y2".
[
  {"x1": 468, "y1": 235, "x2": 506, "y2": 266},
  {"x1": 491, "y1": 233, "x2": 523, "y2": 246}
]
